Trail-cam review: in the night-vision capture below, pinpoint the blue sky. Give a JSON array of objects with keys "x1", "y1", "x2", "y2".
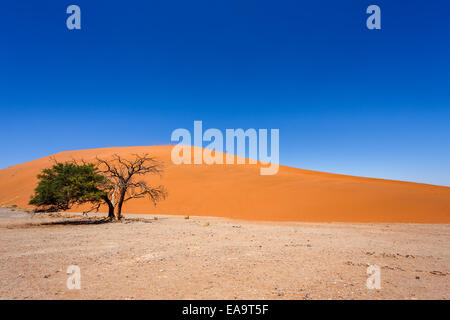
[{"x1": 1, "y1": 0, "x2": 449, "y2": 186}]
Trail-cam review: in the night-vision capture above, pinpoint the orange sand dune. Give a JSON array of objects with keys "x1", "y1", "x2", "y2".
[{"x1": 0, "y1": 145, "x2": 449, "y2": 223}]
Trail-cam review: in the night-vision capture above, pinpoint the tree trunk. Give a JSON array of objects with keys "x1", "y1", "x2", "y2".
[
  {"x1": 110, "y1": 206, "x2": 117, "y2": 220},
  {"x1": 115, "y1": 189, "x2": 126, "y2": 221},
  {"x1": 114, "y1": 207, "x2": 122, "y2": 221},
  {"x1": 102, "y1": 196, "x2": 115, "y2": 220}
]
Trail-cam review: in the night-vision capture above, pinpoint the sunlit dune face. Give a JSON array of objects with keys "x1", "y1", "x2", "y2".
[{"x1": 0, "y1": 145, "x2": 449, "y2": 223}]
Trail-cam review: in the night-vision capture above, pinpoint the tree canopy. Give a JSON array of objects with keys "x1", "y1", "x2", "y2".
[{"x1": 29, "y1": 162, "x2": 106, "y2": 212}]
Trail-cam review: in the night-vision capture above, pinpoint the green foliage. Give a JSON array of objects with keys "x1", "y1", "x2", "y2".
[{"x1": 29, "y1": 162, "x2": 107, "y2": 212}]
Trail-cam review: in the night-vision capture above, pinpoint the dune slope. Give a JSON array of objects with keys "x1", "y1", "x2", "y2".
[{"x1": 0, "y1": 145, "x2": 449, "y2": 223}]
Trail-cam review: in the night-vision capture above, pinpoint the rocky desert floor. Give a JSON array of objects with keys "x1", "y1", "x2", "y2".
[{"x1": 0, "y1": 208, "x2": 448, "y2": 300}]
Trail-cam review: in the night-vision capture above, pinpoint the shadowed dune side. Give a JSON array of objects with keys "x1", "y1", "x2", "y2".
[{"x1": 0, "y1": 145, "x2": 449, "y2": 223}]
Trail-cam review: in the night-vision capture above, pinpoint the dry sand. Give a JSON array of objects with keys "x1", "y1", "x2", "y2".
[
  {"x1": 0, "y1": 208, "x2": 448, "y2": 300},
  {"x1": 0, "y1": 145, "x2": 449, "y2": 223},
  {"x1": 1, "y1": 146, "x2": 448, "y2": 299}
]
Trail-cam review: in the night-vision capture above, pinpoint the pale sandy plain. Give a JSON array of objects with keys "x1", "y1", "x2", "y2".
[
  {"x1": 0, "y1": 208, "x2": 448, "y2": 300},
  {"x1": 0, "y1": 145, "x2": 449, "y2": 300}
]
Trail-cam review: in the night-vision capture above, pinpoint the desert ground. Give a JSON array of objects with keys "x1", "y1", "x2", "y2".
[{"x1": 0, "y1": 207, "x2": 448, "y2": 300}]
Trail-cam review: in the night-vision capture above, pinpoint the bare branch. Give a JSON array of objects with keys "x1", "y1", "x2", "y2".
[
  {"x1": 82, "y1": 201, "x2": 102, "y2": 215},
  {"x1": 95, "y1": 154, "x2": 167, "y2": 219},
  {"x1": 48, "y1": 156, "x2": 59, "y2": 165}
]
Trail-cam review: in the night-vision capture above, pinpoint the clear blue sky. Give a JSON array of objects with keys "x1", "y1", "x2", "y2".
[{"x1": 1, "y1": 1, "x2": 449, "y2": 186}]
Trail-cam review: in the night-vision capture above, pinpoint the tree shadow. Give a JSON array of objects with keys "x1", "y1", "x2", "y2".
[
  {"x1": 2, "y1": 216, "x2": 157, "y2": 229},
  {"x1": 37, "y1": 218, "x2": 113, "y2": 227},
  {"x1": 37, "y1": 217, "x2": 158, "y2": 226}
]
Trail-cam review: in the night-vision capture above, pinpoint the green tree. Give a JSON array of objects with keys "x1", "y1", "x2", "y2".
[
  {"x1": 29, "y1": 162, "x2": 106, "y2": 212},
  {"x1": 29, "y1": 155, "x2": 167, "y2": 221}
]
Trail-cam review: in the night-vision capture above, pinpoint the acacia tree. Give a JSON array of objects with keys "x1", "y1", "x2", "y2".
[
  {"x1": 29, "y1": 154, "x2": 167, "y2": 221},
  {"x1": 96, "y1": 154, "x2": 167, "y2": 221},
  {"x1": 29, "y1": 162, "x2": 106, "y2": 212}
]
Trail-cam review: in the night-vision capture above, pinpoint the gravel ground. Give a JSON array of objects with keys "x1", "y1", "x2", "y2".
[{"x1": 0, "y1": 208, "x2": 448, "y2": 300}]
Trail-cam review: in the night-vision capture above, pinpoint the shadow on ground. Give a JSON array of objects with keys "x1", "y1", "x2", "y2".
[{"x1": 2, "y1": 217, "x2": 156, "y2": 229}]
